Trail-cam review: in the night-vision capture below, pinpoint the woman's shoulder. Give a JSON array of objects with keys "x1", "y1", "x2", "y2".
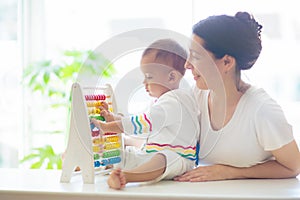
[
  {"x1": 244, "y1": 86, "x2": 277, "y2": 104},
  {"x1": 243, "y1": 86, "x2": 285, "y2": 116}
]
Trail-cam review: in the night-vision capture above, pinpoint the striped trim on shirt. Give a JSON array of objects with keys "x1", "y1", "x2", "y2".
[
  {"x1": 130, "y1": 113, "x2": 152, "y2": 134},
  {"x1": 145, "y1": 142, "x2": 197, "y2": 161}
]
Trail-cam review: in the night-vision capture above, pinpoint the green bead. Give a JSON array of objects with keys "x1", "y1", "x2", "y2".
[
  {"x1": 94, "y1": 153, "x2": 100, "y2": 160},
  {"x1": 90, "y1": 115, "x2": 105, "y2": 121},
  {"x1": 103, "y1": 150, "x2": 121, "y2": 158}
]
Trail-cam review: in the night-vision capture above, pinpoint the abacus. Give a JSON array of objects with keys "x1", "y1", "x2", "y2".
[{"x1": 60, "y1": 82, "x2": 123, "y2": 184}]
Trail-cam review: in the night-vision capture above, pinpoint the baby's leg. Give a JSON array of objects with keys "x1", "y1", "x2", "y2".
[
  {"x1": 124, "y1": 153, "x2": 166, "y2": 182},
  {"x1": 107, "y1": 153, "x2": 166, "y2": 189}
]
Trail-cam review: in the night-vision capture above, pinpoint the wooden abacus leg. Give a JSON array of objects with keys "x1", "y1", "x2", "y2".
[{"x1": 60, "y1": 82, "x2": 95, "y2": 184}]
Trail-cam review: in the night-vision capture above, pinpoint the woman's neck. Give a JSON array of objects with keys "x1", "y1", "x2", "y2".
[{"x1": 208, "y1": 80, "x2": 250, "y2": 130}]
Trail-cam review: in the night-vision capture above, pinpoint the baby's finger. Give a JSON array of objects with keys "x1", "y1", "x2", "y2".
[
  {"x1": 90, "y1": 118, "x2": 100, "y2": 129},
  {"x1": 100, "y1": 110, "x2": 108, "y2": 117},
  {"x1": 102, "y1": 101, "x2": 109, "y2": 110}
]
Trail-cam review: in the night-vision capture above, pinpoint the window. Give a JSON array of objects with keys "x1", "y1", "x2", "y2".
[
  {"x1": 1, "y1": 0, "x2": 299, "y2": 168},
  {"x1": 193, "y1": 0, "x2": 300, "y2": 143},
  {"x1": 20, "y1": 0, "x2": 194, "y2": 168},
  {"x1": 0, "y1": 0, "x2": 19, "y2": 167}
]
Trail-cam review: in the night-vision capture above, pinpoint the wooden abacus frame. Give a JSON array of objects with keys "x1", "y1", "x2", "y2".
[{"x1": 60, "y1": 82, "x2": 122, "y2": 184}]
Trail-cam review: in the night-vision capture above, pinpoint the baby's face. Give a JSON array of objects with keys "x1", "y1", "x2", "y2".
[{"x1": 140, "y1": 54, "x2": 173, "y2": 98}]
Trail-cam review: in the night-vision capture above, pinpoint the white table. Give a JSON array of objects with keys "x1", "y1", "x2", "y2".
[{"x1": 0, "y1": 168, "x2": 299, "y2": 200}]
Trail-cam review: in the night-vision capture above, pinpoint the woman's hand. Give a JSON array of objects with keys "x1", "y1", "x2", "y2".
[
  {"x1": 174, "y1": 141, "x2": 300, "y2": 182},
  {"x1": 174, "y1": 164, "x2": 235, "y2": 182}
]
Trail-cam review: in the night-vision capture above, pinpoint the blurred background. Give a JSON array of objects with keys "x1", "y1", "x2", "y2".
[{"x1": 1, "y1": 0, "x2": 299, "y2": 168}]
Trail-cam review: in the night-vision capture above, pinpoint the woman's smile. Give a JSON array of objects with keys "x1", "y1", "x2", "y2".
[{"x1": 192, "y1": 72, "x2": 201, "y2": 81}]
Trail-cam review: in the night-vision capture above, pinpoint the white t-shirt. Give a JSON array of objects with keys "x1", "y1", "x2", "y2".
[
  {"x1": 122, "y1": 89, "x2": 200, "y2": 161},
  {"x1": 194, "y1": 86, "x2": 294, "y2": 167}
]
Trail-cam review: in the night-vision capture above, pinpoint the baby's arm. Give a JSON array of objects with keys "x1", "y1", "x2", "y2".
[
  {"x1": 90, "y1": 118, "x2": 123, "y2": 134},
  {"x1": 92, "y1": 109, "x2": 145, "y2": 147}
]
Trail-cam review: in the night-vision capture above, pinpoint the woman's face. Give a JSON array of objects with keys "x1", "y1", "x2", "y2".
[{"x1": 185, "y1": 34, "x2": 223, "y2": 90}]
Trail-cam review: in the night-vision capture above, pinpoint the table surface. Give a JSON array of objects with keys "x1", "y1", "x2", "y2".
[{"x1": 0, "y1": 168, "x2": 300, "y2": 200}]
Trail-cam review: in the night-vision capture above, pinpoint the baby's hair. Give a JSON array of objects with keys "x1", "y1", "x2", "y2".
[{"x1": 142, "y1": 39, "x2": 187, "y2": 75}]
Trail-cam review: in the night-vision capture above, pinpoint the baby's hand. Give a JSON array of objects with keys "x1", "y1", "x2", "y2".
[
  {"x1": 100, "y1": 109, "x2": 115, "y2": 122},
  {"x1": 90, "y1": 118, "x2": 102, "y2": 130},
  {"x1": 90, "y1": 118, "x2": 109, "y2": 134},
  {"x1": 99, "y1": 101, "x2": 123, "y2": 122},
  {"x1": 99, "y1": 102, "x2": 114, "y2": 122},
  {"x1": 101, "y1": 101, "x2": 109, "y2": 111}
]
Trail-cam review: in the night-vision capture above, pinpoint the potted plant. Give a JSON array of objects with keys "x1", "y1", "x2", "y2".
[{"x1": 20, "y1": 50, "x2": 115, "y2": 169}]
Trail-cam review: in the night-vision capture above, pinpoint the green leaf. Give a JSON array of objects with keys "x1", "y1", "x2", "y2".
[
  {"x1": 46, "y1": 162, "x2": 54, "y2": 169},
  {"x1": 48, "y1": 89, "x2": 65, "y2": 97},
  {"x1": 31, "y1": 161, "x2": 43, "y2": 169},
  {"x1": 43, "y1": 72, "x2": 50, "y2": 84},
  {"x1": 45, "y1": 145, "x2": 55, "y2": 155},
  {"x1": 33, "y1": 83, "x2": 44, "y2": 93},
  {"x1": 39, "y1": 60, "x2": 52, "y2": 68},
  {"x1": 56, "y1": 158, "x2": 62, "y2": 169},
  {"x1": 28, "y1": 73, "x2": 38, "y2": 87},
  {"x1": 64, "y1": 50, "x2": 83, "y2": 57},
  {"x1": 20, "y1": 153, "x2": 40, "y2": 163}
]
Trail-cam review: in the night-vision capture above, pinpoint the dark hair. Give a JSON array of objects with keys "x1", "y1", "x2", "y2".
[
  {"x1": 192, "y1": 12, "x2": 262, "y2": 70},
  {"x1": 142, "y1": 39, "x2": 187, "y2": 75}
]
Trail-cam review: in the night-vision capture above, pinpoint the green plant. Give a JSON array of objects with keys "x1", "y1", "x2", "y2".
[
  {"x1": 20, "y1": 145, "x2": 62, "y2": 169},
  {"x1": 24, "y1": 50, "x2": 115, "y2": 103},
  {"x1": 21, "y1": 49, "x2": 115, "y2": 169}
]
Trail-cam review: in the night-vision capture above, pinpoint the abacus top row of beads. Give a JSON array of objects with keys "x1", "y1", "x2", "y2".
[{"x1": 85, "y1": 94, "x2": 106, "y2": 101}]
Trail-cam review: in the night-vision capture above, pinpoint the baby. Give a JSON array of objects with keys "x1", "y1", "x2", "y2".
[{"x1": 91, "y1": 39, "x2": 200, "y2": 189}]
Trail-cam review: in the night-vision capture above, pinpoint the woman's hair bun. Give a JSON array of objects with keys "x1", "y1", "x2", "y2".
[
  {"x1": 235, "y1": 12, "x2": 251, "y2": 21},
  {"x1": 235, "y1": 11, "x2": 262, "y2": 38}
]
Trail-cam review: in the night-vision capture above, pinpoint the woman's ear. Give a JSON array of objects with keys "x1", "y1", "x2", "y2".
[{"x1": 222, "y1": 55, "x2": 236, "y2": 73}]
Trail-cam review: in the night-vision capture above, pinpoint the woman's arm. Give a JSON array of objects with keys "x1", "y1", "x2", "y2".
[{"x1": 174, "y1": 140, "x2": 300, "y2": 182}]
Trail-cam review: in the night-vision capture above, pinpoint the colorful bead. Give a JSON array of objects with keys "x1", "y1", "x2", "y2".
[
  {"x1": 104, "y1": 142, "x2": 121, "y2": 150},
  {"x1": 94, "y1": 160, "x2": 101, "y2": 167},
  {"x1": 90, "y1": 115, "x2": 105, "y2": 121},
  {"x1": 85, "y1": 94, "x2": 106, "y2": 101},
  {"x1": 86, "y1": 91, "x2": 122, "y2": 168},
  {"x1": 103, "y1": 149, "x2": 120, "y2": 158},
  {"x1": 94, "y1": 154, "x2": 100, "y2": 160},
  {"x1": 93, "y1": 138, "x2": 104, "y2": 145},
  {"x1": 93, "y1": 145, "x2": 101, "y2": 153},
  {"x1": 105, "y1": 136, "x2": 119, "y2": 142},
  {"x1": 91, "y1": 130, "x2": 100, "y2": 137}
]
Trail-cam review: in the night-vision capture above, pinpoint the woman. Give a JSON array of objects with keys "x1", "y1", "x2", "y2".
[{"x1": 174, "y1": 11, "x2": 300, "y2": 182}]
